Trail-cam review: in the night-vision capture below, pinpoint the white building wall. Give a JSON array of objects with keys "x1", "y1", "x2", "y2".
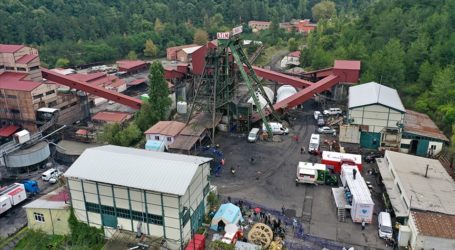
[
  {"x1": 349, "y1": 104, "x2": 404, "y2": 133},
  {"x1": 399, "y1": 138, "x2": 412, "y2": 153},
  {"x1": 428, "y1": 141, "x2": 444, "y2": 155},
  {"x1": 145, "y1": 133, "x2": 175, "y2": 146}
]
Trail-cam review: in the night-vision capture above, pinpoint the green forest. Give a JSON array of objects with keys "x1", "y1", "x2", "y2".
[
  {"x1": 300, "y1": 0, "x2": 455, "y2": 145},
  {"x1": 0, "y1": 0, "x2": 453, "y2": 144}
]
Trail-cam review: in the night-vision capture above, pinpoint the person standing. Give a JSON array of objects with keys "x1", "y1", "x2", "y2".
[
  {"x1": 300, "y1": 146, "x2": 305, "y2": 154},
  {"x1": 361, "y1": 220, "x2": 366, "y2": 230}
]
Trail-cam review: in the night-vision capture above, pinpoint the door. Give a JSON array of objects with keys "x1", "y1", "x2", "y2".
[
  {"x1": 360, "y1": 132, "x2": 381, "y2": 149},
  {"x1": 416, "y1": 140, "x2": 429, "y2": 157},
  {"x1": 102, "y1": 213, "x2": 118, "y2": 228}
]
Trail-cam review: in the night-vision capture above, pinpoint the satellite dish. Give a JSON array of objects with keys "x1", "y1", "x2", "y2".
[{"x1": 225, "y1": 224, "x2": 238, "y2": 234}]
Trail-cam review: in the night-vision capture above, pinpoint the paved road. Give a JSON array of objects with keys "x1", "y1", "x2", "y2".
[{"x1": 212, "y1": 100, "x2": 388, "y2": 249}]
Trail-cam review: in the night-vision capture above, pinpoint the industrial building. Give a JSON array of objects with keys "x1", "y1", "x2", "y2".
[
  {"x1": 401, "y1": 109, "x2": 449, "y2": 157},
  {"x1": 248, "y1": 21, "x2": 271, "y2": 32},
  {"x1": 377, "y1": 151, "x2": 455, "y2": 218},
  {"x1": 116, "y1": 60, "x2": 149, "y2": 75},
  {"x1": 0, "y1": 44, "x2": 89, "y2": 133},
  {"x1": 23, "y1": 187, "x2": 71, "y2": 235},
  {"x1": 348, "y1": 82, "x2": 405, "y2": 149},
  {"x1": 64, "y1": 145, "x2": 212, "y2": 249},
  {"x1": 377, "y1": 151, "x2": 455, "y2": 248}
]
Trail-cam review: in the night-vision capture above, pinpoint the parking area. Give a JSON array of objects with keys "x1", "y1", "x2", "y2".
[
  {"x1": 211, "y1": 103, "x2": 388, "y2": 249},
  {"x1": 0, "y1": 162, "x2": 69, "y2": 238}
]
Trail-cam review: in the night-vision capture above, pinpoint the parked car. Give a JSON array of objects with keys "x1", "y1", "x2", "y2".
[
  {"x1": 48, "y1": 170, "x2": 63, "y2": 184},
  {"x1": 317, "y1": 126, "x2": 336, "y2": 134},
  {"x1": 323, "y1": 108, "x2": 342, "y2": 116},
  {"x1": 364, "y1": 152, "x2": 384, "y2": 163},
  {"x1": 317, "y1": 116, "x2": 325, "y2": 126},
  {"x1": 314, "y1": 111, "x2": 322, "y2": 120},
  {"x1": 248, "y1": 128, "x2": 260, "y2": 142}
]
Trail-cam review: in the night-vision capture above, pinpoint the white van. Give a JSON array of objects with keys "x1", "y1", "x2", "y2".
[
  {"x1": 42, "y1": 168, "x2": 58, "y2": 181},
  {"x1": 378, "y1": 212, "x2": 393, "y2": 239},
  {"x1": 262, "y1": 122, "x2": 289, "y2": 135},
  {"x1": 308, "y1": 134, "x2": 320, "y2": 154},
  {"x1": 248, "y1": 128, "x2": 260, "y2": 142}
]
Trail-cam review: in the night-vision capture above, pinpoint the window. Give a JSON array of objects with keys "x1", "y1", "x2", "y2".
[
  {"x1": 34, "y1": 212, "x2": 45, "y2": 222},
  {"x1": 203, "y1": 183, "x2": 210, "y2": 196},
  {"x1": 154, "y1": 136, "x2": 160, "y2": 140},
  {"x1": 167, "y1": 137, "x2": 172, "y2": 142},
  {"x1": 17, "y1": 67, "x2": 26, "y2": 72},
  {"x1": 7, "y1": 94, "x2": 17, "y2": 99},
  {"x1": 5, "y1": 66, "x2": 14, "y2": 71},
  {"x1": 396, "y1": 183, "x2": 402, "y2": 194},
  {"x1": 390, "y1": 169, "x2": 395, "y2": 180},
  {"x1": 400, "y1": 144, "x2": 410, "y2": 149},
  {"x1": 45, "y1": 90, "x2": 55, "y2": 96},
  {"x1": 29, "y1": 66, "x2": 40, "y2": 71},
  {"x1": 33, "y1": 94, "x2": 44, "y2": 100},
  {"x1": 48, "y1": 101, "x2": 57, "y2": 107},
  {"x1": 0, "y1": 65, "x2": 4, "y2": 69},
  {"x1": 10, "y1": 109, "x2": 20, "y2": 114},
  {"x1": 84, "y1": 202, "x2": 163, "y2": 225},
  {"x1": 402, "y1": 197, "x2": 408, "y2": 210},
  {"x1": 430, "y1": 145, "x2": 436, "y2": 150},
  {"x1": 181, "y1": 209, "x2": 190, "y2": 227}
]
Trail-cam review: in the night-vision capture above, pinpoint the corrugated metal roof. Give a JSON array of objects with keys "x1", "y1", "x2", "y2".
[
  {"x1": 404, "y1": 109, "x2": 449, "y2": 141},
  {"x1": 412, "y1": 211, "x2": 455, "y2": 239},
  {"x1": 334, "y1": 60, "x2": 361, "y2": 70},
  {"x1": 16, "y1": 54, "x2": 38, "y2": 64},
  {"x1": 23, "y1": 187, "x2": 70, "y2": 209},
  {"x1": 0, "y1": 44, "x2": 24, "y2": 53},
  {"x1": 144, "y1": 121, "x2": 186, "y2": 136},
  {"x1": 91, "y1": 111, "x2": 131, "y2": 123},
  {"x1": 348, "y1": 82, "x2": 405, "y2": 112},
  {"x1": 64, "y1": 145, "x2": 211, "y2": 195},
  {"x1": 0, "y1": 72, "x2": 41, "y2": 91}
]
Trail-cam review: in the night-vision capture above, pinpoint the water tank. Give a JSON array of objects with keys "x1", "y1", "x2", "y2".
[
  {"x1": 247, "y1": 87, "x2": 274, "y2": 111},
  {"x1": 276, "y1": 85, "x2": 297, "y2": 103},
  {"x1": 5, "y1": 141, "x2": 50, "y2": 168},
  {"x1": 177, "y1": 101, "x2": 188, "y2": 114}
]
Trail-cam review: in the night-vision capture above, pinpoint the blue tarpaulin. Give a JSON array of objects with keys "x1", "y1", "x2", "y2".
[
  {"x1": 145, "y1": 140, "x2": 165, "y2": 152},
  {"x1": 210, "y1": 203, "x2": 243, "y2": 231}
]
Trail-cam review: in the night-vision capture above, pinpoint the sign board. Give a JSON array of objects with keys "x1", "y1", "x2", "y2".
[
  {"x1": 217, "y1": 32, "x2": 230, "y2": 40},
  {"x1": 232, "y1": 26, "x2": 243, "y2": 35}
]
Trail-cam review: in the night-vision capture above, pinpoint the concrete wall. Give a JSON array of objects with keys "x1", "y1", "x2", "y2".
[
  {"x1": 26, "y1": 207, "x2": 71, "y2": 235},
  {"x1": 384, "y1": 153, "x2": 411, "y2": 211},
  {"x1": 349, "y1": 104, "x2": 404, "y2": 133}
]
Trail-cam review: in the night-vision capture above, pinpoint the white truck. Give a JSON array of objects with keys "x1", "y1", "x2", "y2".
[
  {"x1": 262, "y1": 122, "x2": 289, "y2": 135},
  {"x1": 0, "y1": 183, "x2": 27, "y2": 215},
  {"x1": 308, "y1": 134, "x2": 320, "y2": 154},
  {"x1": 295, "y1": 162, "x2": 337, "y2": 186}
]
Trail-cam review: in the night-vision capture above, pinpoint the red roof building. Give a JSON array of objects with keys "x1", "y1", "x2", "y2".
[
  {"x1": 0, "y1": 72, "x2": 41, "y2": 91},
  {"x1": 67, "y1": 72, "x2": 126, "y2": 93},
  {"x1": 166, "y1": 44, "x2": 198, "y2": 61},
  {"x1": 0, "y1": 125, "x2": 19, "y2": 137},
  {"x1": 116, "y1": 60, "x2": 149, "y2": 74},
  {"x1": 16, "y1": 54, "x2": 38, "y2": 64},
  {"x1": 91, "y1": 111, "x2": 132, "y2": 124},
  {"x1": 144, "y1": 121, "x2": 186, "y2": 146},
  {"x1": 0, "y1": 44, "x2": 24, "y2": 53},
  {"x1": 248, "y1": 21, "x2": 271, "y2": 32}
]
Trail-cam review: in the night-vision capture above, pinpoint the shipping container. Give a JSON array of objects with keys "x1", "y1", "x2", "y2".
[{"x1": 0, "y1": 183, "x2": 27, "y2": 215}]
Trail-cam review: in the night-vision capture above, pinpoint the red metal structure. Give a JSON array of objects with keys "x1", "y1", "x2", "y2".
[{"x1": 41, "y1": 69, "x2": 142, "y2": 109}]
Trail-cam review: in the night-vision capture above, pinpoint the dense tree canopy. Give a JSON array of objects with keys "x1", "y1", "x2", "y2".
[
  {"x1": 0, "y1": 0, "x2": 366, "y2": 67},
  {"x1": 301, "y1": 0, "x2": 455, "y2": 138}
]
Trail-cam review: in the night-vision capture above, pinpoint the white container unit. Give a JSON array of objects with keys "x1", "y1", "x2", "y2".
[
  {"x1": 247, "y1": 87, "x2": 274, "y2": 111},
  {"x1": 276, "y1": 85, "x2": 297, "y2": 103},
  {"x1": 341, "y1": 164, "x2": 374, "y2": 223},
  {"x1": 14, "y1": 130, "x2": 30, "y2": 144},
  {"x1": 0, "y1": 183, "x2": 27, "y2": 215},
  {"x1": 177, "y1": 101, "x2": 188, "y2": 114}
]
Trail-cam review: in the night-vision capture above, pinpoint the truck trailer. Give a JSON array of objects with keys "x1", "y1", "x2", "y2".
[
  {"x1": 321, "y1": 151, "x2": 363, "y2": 173},
  {"x1": 340, "y1": 164, "x2": 374, "y2": 223},
  {"x1": 0, "y1": 183, "x2": 27, "y2": 215}
]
